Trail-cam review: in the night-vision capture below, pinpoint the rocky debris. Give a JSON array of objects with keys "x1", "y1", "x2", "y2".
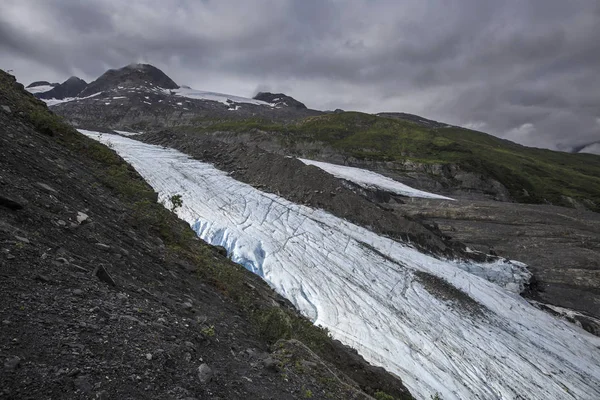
[
  {"x1": 76, "y1": 211, "x2": 89, "y2": 224},
  {"x1": 1, "y1": 105, "x2": 10, "y2": 113},
  {"x1": 213, "y1": 245, "x2": 228, "y2": 257},
  {"x1": 34, "y1": 274, "x2": 51, "y2": 284},
  {"x1": 197, "y1": 363, "x2": 213, "y2": 383},
  {"x1": 14, "y1": 236, "x2": 29, "y2": 244},
  {"x1": 0, "y1": 195, "x2": 24, "y2": 210},
  {"x1": 37, "y1": 76, "x2": 87, "y2": 100},
  {"x1": 93, "y1": 265, "x2": 116, "y2": 286},
  {"x1": 36, "y1": 182, "x2": 58, "y2": 194},
  {"x1": 262, "y1": 357, "x2": 279, "y2": 372},
  {"x1": 253, "y1": 92, "x2": 307, "y2": 109},
  {"x1": 4, "y1": 356, "x2": 21, "y2": 372}
]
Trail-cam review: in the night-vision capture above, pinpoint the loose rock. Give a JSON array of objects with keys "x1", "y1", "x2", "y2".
[
  {"x1": 36, "y1": 182, "x2": 58, "y2": 194},
  {"x1": 3, "y1": 356, "x2": 20, "y2": 371},
  {"x1": 93, "y1": 265, "x2": 116, "y2": 286},
  {"x1": 0, "y1": 195, "x2": 24, "y2": 210},
  {"x1": 197, "y1": 363, "x2": 213, "y2": 383}
]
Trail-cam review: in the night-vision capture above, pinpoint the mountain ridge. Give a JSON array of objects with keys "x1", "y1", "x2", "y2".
[{"x1": 35, "y1": 76, "x2": 87, "y2": 100}]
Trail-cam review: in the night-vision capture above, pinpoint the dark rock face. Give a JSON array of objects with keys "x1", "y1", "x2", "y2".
[
  {"x1": 36, "y1": 76, "x2": 87, "y2": 100},
  {"x1": 26, "y1": 81, "x2": 58, "y2": 88},
  {"x1": 253, "y1": 92, "x2": 307, "y2": 109},
  {"x1": 78, "y1": 63, "x2": 178, "y2": 97}
]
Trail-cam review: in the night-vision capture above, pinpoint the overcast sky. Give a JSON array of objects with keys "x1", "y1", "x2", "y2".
[{"x1": 1, "y1": 0, "x2": 599, "y2": 150}]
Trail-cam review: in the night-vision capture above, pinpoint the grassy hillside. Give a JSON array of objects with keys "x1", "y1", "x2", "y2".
[{"x1": 191, "y1": 112, "x2": 600, "y2": 211}]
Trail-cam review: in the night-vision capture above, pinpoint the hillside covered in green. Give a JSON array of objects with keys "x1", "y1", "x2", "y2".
[{"x1": 190, "y1": 112, "x2": 600, "y2": 211}]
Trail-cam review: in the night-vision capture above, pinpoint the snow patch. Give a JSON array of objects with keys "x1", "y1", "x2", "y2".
[
  {"x1": 80, "y1": 130, "x2": 600, "y2": 400},
  {"x1": 300, "y1": 159, "x2": 454, "y2": 200},
  {"x1": 43, "y1": 92, "x2": 103, "y2": 107},
  {"x1": 167, "y1": 87, "x2": 274, "y2": 107},
  {"x1": 26, "y1": 85, "x2": 54, "y2": 94},
  {"x1": 579, "y1": 143, "x2": 600, "y2": 155}
]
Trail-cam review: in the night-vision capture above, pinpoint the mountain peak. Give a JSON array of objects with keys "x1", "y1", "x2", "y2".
[
  {"x1": 65, "y1": 76, "x2": 85, "y2": 84},
  {"x1": 36, "y1": 76, "x2": 87, "y2": 100},
  {"x1": 253, "y1": 92, "x2": 307, "y2": 109},
  {"x1": 78, "y1": 63, "x2": 178, "y2": 97}
]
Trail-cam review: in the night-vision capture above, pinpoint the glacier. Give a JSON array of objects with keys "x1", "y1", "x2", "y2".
[
  {"x1": 166, "y1": 87, "x2": 274, "y2": 107},
  {"x1": 81, "y1": 130, "x2": 600, "y2": 400},
  {"x1": 299, "y1": 158, "x2": 455, "y2": 201}
]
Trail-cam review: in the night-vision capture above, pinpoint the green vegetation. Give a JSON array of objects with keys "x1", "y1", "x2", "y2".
[
  {"x1": 201, "y1": 325, "x2": 216, "y2": 337},
  {"x1": 170, "y1": 194, "x2": 183, "y2": 212},
  {"x1": 374, "y1": 391, "x2": 396, "y2": 400},
  {"x1": 187, "y1": 112, "x2": 600, "y2": 211}
]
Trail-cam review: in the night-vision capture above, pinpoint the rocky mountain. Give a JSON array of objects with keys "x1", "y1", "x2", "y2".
[
  {"x1": 25, "y1": 81, "x2": 58, "y2": 95},
  {"x1": 0, "y1": 70, "x2": 412, "y2": 399},
  {"x1": 253, "y1": 92, "x2": 307, "y2": 109},
  {"x1": 78, "y1": 63, "x2": 178, "y2": 98},
  {"x1": 26, "y1": 81, "x2": 58, "y2": 88},
  {"x1": 10, "y1": 63, "x2": 600, "y2": 398},
  {"x1": 36, "y1": 76, "x2": 87, "y2": 100}
]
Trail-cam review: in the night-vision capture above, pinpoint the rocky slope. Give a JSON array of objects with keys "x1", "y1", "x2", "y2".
[
  {"x1": 0, "y1": 71, "x2": 413, "y2": 399},
  {"x1": 44, "y1": 63, "x2": 600, "y2": 336},
  {"x1": 78, "y1": 64, "x2": 179, "y2": 98},
  {"x1": 134, "y1": 128, "x2": 600, "y2": 336}
]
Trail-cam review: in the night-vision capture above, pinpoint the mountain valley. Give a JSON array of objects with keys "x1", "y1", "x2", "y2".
[{"x1": 3, "y1": 63, "x2": 600, "y2": 399}]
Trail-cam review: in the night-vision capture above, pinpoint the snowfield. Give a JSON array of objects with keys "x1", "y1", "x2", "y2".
[
  {"x1": 166, "y1": 87, "x2": 273, "y2": 107},
  {"x1": 579, "y1": 142, "x2": 600, "y2": 156},
  {"x1": 299, "y1": 158, "x2": 454, "y2": 200},
  {"x1": 82, "y1": 130, "x2": 600, "y2": 400},
  {"x1": 25, "y1": 85, "x2": 55, "y2": 94},
  {"x1": 41, "y1": 92, "x2": 102, "y2": 106}
]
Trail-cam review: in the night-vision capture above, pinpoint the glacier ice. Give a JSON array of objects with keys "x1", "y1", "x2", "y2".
[
  {"x1": 299, "y1": 158, "x2": 454, "y2": 200},
  {"x1": 165, "y1": 87, "x2": 274, "y2": 107},
  {"x1": 81, "y1": 130, "x2": 600, "y2": 400}
]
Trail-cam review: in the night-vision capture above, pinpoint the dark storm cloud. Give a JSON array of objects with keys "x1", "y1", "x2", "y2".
[{"x1": 1, "y1": 0, "x2": 599, "y2": 150}]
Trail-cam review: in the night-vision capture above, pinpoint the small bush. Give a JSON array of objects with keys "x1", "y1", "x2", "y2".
[
  {"x1": 170, "y1": 194, "x2": 183, "y2": 212},
  {"x1": 374, "y1": 390, "x2": 395, "y2": 400}
]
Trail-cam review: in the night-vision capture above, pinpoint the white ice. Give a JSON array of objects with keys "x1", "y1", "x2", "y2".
[
  {"x1": 167, "y1": 87, "x2": 273, "y2": 107},
  {"x1": 44, "y1": 92, "x2": 102, "y2": 107},
  {"x1": 579, "y1": 143, "x2": 600, "y2": 156},
  {"x1": 81, "y1": 130, "x2": 600, "y2": 400},
  {"x1": 299, "y1": 159, "x2": 454, "y2": 200},
  {"x1": 25, "y1": 85, "x2": 54, "y2": 94}
]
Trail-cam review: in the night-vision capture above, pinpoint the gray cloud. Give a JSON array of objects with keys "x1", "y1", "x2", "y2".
[{"x1": 1, "y1": 0, "x2": 599, "y2": 150}]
